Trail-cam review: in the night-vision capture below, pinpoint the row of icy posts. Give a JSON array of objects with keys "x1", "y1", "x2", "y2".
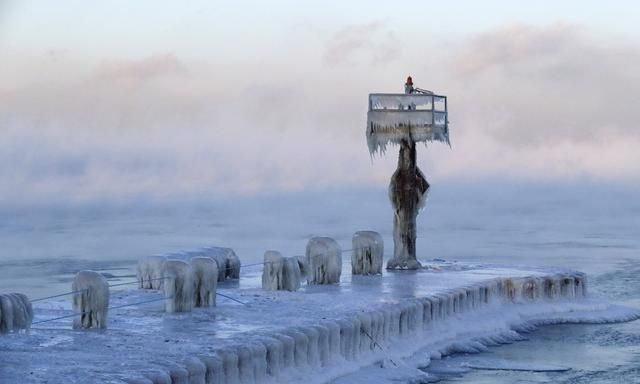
[
  {"x1": 0, "y1": 247, "x2": 242, "y2": 333},
  {"x1": 0, "y1": 235, "x2": 589, "y2": 334},
  {"x1": 136, "y1": 247, "x2": 242, "y2": 314},
  {"x1": 0, "y1": 232, "x2": 378, "y2": 333},
  {"x1": 70, "y1": 247, "x2": 242, "y2": 330},
  {"x1": 261, "y1": 231, "x2": 385, "y2": 292}
]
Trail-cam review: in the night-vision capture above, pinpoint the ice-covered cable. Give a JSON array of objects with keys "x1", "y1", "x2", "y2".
[
  {"x1": 360, "y1": 326, "x2": 398, "y2": 368},
  {"x1": 30, "y1": 289, "x2": 89, "y2": 303},
  {"x1": 31, "y1": 296, "x2": 174, "y2": 325},
  {"x1": 215, "y1": 292, "x2": 247, "y2": 306},
  {"x1": 109, "y1": 277, "x2": 247, "y2": 305}
]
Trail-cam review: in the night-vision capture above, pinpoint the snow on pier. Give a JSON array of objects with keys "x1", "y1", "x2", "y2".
[{"x1": 1, "y1": 262, "x2": 638, "y2": 384}]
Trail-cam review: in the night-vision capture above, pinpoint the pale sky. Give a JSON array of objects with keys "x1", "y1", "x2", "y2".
[{"x1": 1, "y1": 1, "x2": 639, "y2": 204}]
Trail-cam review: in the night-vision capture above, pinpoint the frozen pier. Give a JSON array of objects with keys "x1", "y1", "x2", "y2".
[{"x1": 1, "y1": 262, "x2": 638, "y2": 384}]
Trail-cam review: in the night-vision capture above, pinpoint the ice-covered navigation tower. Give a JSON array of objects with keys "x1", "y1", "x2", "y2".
[{"x1": 367, "y1": 76, "x2": 449, "y2": 270}]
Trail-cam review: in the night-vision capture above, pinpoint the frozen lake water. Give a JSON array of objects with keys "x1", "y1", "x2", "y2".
[{"x1": 1, "y1": 183, "x2": 639, "y2": 382}]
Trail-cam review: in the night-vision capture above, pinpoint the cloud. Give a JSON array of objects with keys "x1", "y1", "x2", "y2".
[
  {"x1": 96, "y1": 53, "x2": 187, "y2": 83},
  {"x1": 445, "y1": 23, "x2": 640, "y2": 147},
  {"x1": 323, "y1": 21, "x2": 401, "y2": 66},
  {"x1": 1, "y1": 23, "x2": 640, "y2": 205}
]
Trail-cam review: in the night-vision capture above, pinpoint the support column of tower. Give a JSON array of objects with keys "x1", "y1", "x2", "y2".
[{"x1": 386, "y1": 139, "x2": 429, "y2": 270}]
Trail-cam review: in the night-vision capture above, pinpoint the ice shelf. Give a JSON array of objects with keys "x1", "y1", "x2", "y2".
[{"x1": 1, "y1": 261, "x2": 638, "y2": 384}]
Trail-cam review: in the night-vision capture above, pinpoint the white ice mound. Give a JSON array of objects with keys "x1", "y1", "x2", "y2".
[
  {"x1": 143, "y1": 247, "x2": 242, "y2": 284},
  {"x1": 0, "y1": 293, "x2": 33, "y2": 334},
  {"x1": 262, "y1": 251, "x2": 302, "y2": 292},
  {"x1": 162, "y1": 260, "x2": 194, "y2": 313},
  {"x1": 190, "y1": 257, "x2": 218, "y2": 307},
  {"x1": 305, "y1": 237, "x2": 342, "y2": 285},
  {"x1": 201, "y1": 247, "x2": 241, "y2": 281},
  {"x1": 137, "y1": 255, "x2": 167, "y2": 290},
  {"x1": 351, "y1": 231, "x2": 384, "y2": 275},
  {"x1": 72, "y1": 270, "x2": 110, "y2": 329}
]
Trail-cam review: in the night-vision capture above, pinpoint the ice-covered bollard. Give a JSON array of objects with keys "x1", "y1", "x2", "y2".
[
  {"x1": 262, "y1": 251, "x2": 284, "y2": 291},
  {"x1": 574, "y1": 272, "x2": 588, "y2": 297},
  {"x1": 190, "y1": 257, "x2": 218, "y2": 307},
  {"x1": 306, "y1": 237, "x2": 342, "y2": 285},
  {"x1": 208, "y1": 254, "x2": 228, "y2": 282},
  {"x1": 225, "y1": 250, "x2": 241, "y2": 280},
  {"x1": 295, "y1": 255, "x2": 308, "y2": 279},
  {"x1": 202, "y1": 247, "x2": 241, "y2": 281},
  {"x1": 162, "y1": 260, "x2": 194, "y2": 313},
  {"x1": 0, "y1": 293, "x2": 33, "y2": 334},
  {"x1": 72, "y1": 270, "x2": 110, "y2": 329},
  {"x1": 137, "y1": 255, "x2": 167, "y2": 289},
  {"x1": 283, "y1": 257, "x2": 302, "y2": 292},
  {"x1": 351, "y1": 231, "x2": 384, "y2": 275},
  {"x1": 262, "y1": 251, "x2": 302, "y2": 292}
]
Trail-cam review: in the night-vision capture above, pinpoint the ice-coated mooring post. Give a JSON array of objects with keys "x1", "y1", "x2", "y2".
[{"x1": 366, "y1": 76, "x2": 449, "y2": 270}]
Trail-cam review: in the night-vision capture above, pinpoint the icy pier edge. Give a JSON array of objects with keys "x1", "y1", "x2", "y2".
[{"x1": 121, "y1": 270, "x2": 639, "y2": 384}]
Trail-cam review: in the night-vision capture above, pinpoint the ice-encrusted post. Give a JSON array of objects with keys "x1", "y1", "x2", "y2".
[
  {"x1": 351, "y1": 231, "x2": 384, "y2": 275},
  {"x1": 366, "y1": 77, "x2": 448, "y2": 270},
  {"x1": 162, "y1": 260, "x2": 194, "y2": 313},
  {"x1": 305, "y1": 237, "x2": 342, "y2": 284},
  {"x1": 387, "y1": 140, "x2": 429, "y2": 269},
  {"x1": 72, "y1": 271, "x2": 110, "y2": 329},
  {"x1": 0, "y1": 293, "x2": 33, "y2": 334}
]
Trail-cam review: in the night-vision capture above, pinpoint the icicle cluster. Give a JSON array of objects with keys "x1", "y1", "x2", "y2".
[
  {"x1": 191, "y1": 257, "x2": 218, "y2": 307},
  {"x1": 0, "y1": 293, "x2": 33, "y2": 334},
  {"x1": 162, "y1": 260, "x2": 195, "y2": 313},
  {"x1": 262, "y1": 251, "x2": 302, "y2": 292},
  {"x1": 305, "y1": 237, "x2": 342, "y2": 285},
  {"x1": 137, "y1": 255, "x2": 167, "y2": 289},
  {"x1": 366, "y1": 92, "x2": 449, "y2": 156},
  {"x1": 136, "y1": 246, "x2": 241, "y2": 290},
  {"x1": 351, "y1": 231, "x2": 384, "y2": 275},
  {"x1": 72, "y1": 271, "x2": 110, "y2": 329}
]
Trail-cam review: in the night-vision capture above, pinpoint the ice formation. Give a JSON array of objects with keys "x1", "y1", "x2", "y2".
[
  {"x1": 386, "y1": 142, "x2": 429, "y2": 270},
  {"x1": 366, "y1": 87, "x2": 448, "y2": 271},
  {"x1": 351, "y1": 231, "x2": 384, "y2": 275},
  {"x1": 225, "y1": 250, "x2": 241, "y2": 280},
  {"x1": 262, "y1": 251, "x2": 284, "y2": 291},
  {"x1": 162, "y1": 260, "x2": 194, "y2": 313},
  {"x1": 295, "y1": 255, "x2": 308, "y2": 279},
  {"x1": 140, "y1": 271, "x2": 594, "y2": 383},
  {"x1": 201, "y1": 247, "x2": 241, "y2": 281},
  {"x1": 190, "y1": 257, "x2": 218, "y2": 307},
  {"x1": 262, "y1": 251, "x2": 302, "y2": 292},
  {"x1": 72, "y1": 270, "x2": 110, "y2": 329},
  {"x1": 305, "y1": 237, "x2": 342, "y2": 284},
  {"x1": 366, "y1": 93, "x2": 449, "y2": 156},
  {"x1": 137, "y1": 255, "x2": 167, "y2": 290},
  {"x1": 138, "y1": 247, "x2": 242, "y2": 285},
  {"x1": 6, "y1": 262, "x2": 638, "y2": 384},
  {"x1": 282, "y1": 257, "x2": 302, "y2": 292},
  {"x1": 0, "y1": 293, "x2": 33, "y2": 334}
]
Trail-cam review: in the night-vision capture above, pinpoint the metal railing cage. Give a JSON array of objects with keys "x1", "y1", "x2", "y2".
[{"x1": 366, "y1": 92, "x2": 449, "y2": 152}]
